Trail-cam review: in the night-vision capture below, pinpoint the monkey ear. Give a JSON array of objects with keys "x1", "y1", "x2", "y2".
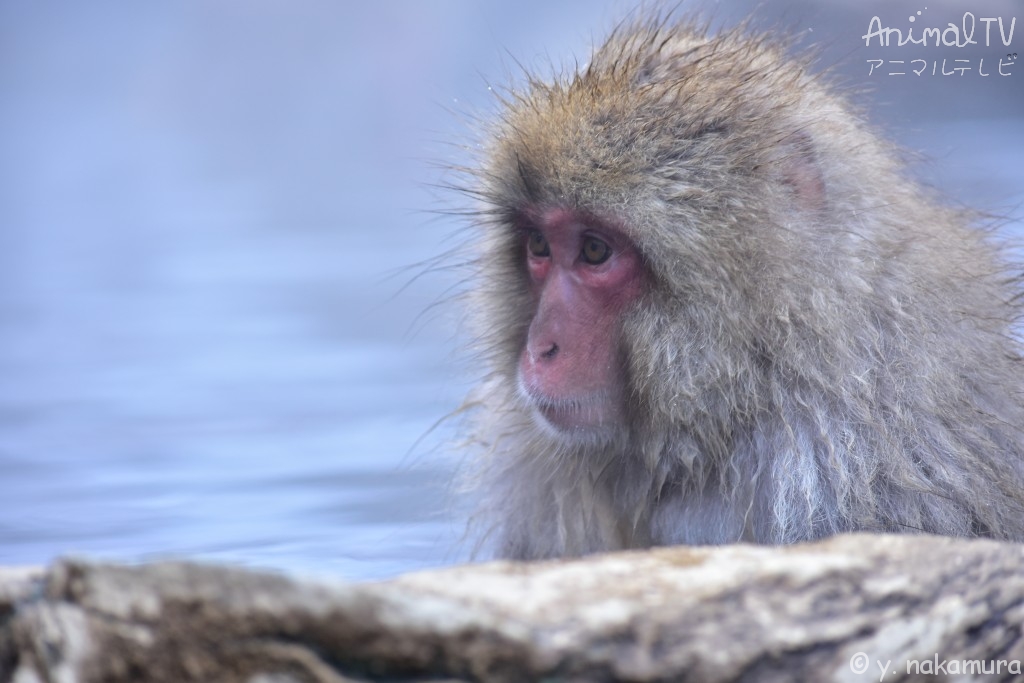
[{"x1": 775, "y1": 130, "x2": 827, "y2": 212}]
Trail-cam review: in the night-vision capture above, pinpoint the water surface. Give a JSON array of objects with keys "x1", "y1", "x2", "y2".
[{"x1": 1, "y1": 1, "x2": 1020, "y2": 580}]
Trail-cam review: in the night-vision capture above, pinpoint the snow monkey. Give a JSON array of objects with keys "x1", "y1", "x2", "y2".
[{"x1": 458, "y1": 14, "x2": 1024, "y2": 559}]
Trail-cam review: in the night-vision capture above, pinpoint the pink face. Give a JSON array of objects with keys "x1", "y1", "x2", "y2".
[{"x1": 517, "y1": 207, "x2": 646, "y2": 435}]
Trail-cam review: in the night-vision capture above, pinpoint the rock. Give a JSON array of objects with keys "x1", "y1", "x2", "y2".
[{"x1": 1, "y1": 533, "x2": 1023, "y2": 682}]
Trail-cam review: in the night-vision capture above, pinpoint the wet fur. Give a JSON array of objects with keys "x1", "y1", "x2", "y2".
[{"x1": 458, "y1": 16, "x2": 1024, "y2": 559}]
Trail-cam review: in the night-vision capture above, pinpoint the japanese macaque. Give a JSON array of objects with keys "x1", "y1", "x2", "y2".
[{"x1": 458, "y1": 15, "x2": 1024, "y2": 560}]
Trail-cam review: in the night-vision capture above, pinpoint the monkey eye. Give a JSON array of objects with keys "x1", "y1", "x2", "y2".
[
  {"x1": 581, "y1": 236, "x2": 611, "y2": 265},
  {"x1": 527, "y1": 230, "x2": 550, "y2": 257}
]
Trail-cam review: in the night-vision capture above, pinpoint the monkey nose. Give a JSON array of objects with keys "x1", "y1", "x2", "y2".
[{"x1": 530, "y1": 342, "x2": 558, "y2": 362}]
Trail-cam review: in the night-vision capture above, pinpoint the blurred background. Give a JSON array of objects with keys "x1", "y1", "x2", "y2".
[{"x1": 0, "y1": 1, "x2": 1020, "y2": 580}]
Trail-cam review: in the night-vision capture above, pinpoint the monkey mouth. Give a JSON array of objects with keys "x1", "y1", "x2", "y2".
[{"x1": 518, "y1": 380, "x2": 619, "y2": 434}]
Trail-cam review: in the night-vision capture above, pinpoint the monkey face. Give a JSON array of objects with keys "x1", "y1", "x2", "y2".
[{"x1": 516, "y1": 206, "x2": 646, "y2": 437}]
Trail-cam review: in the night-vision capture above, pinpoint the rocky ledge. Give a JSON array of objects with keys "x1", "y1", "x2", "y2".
[{"x1": 2, "y1": 533, "x2": 1023, "y2": 682}]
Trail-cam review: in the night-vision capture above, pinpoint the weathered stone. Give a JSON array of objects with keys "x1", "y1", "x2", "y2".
[{"x1": 1, "y1": 534, "x2": 1022, "y2": 682}]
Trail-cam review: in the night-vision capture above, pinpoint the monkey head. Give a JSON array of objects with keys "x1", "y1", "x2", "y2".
[{"x1": 474, "y1": 24, "x2": 838, "y2": 447}]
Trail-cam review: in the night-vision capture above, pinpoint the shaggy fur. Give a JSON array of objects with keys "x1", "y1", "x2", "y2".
[{"x1": 459, "y1": 16, "x2": 1024, "y2": 559}]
